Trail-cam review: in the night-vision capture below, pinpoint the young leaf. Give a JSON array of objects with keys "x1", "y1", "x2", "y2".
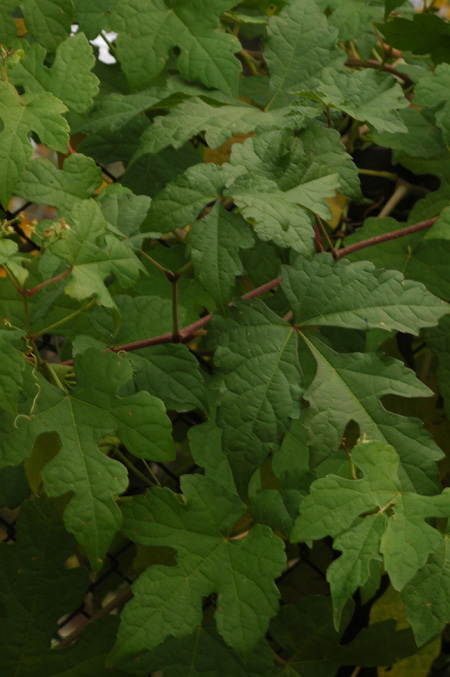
[
  {"x1": 10, "y1": 34, "x2": 99, "y2": 113},
  {"x1": 282, "y1": 253, "x2": 449, "y2": 334},
  {"x1": 188, "y1": 201, "x2": 253, "y2": 314},
  {"x1": 211, "y1": 299, "x2": 302, "y2": 497},
  {"x1": 110, "y1": 0, "x2": 242, "y2": 95},
  {"x1": 49, "y1": 199, "x2": 146, "y2": 307},
  {"x1": 292, "y1": 441, "x2": 450, "y2": 625},
  {"x1": 0, "y1": 81, "x2": 69, "y2": 209},
  {"x1": 111, "y1": 475, "x2": 286, "y2": 665},
  {"x1": 1, "y1": 349, "x2": 174, "y2": 568},
  {"x1": 301, "y1": 334, "x2": 443, "y2": 495}
]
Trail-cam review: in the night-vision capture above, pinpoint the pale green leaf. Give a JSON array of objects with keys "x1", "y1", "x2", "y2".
[
  {"x1": 282, "y1": 253, "x2": 449, "y2": 333},
  {"x1": 17, "y1": 154, "x2": 103, "y2": 215},
  {"x1": 292, "y1": 441, "x2": 450, "y2": 622},
  {"x1": 111, "y1": 475, "x2": 286, "y2": 665},
  {"x1": 0, "y1": 81, "x2": 69, "y2": 208},
  {"x1": 0, "y1": 239, "x2": 31, "y2": 285},
  {"x1": 49, "y1": 199, "x2": 146, "y2": 307},
  {"x1": 10, "y1": 34, "x2": 99, "y2": 113},
  {"x1": 110, "y1": 0, "x2": 242, "y2": 95},
  {"x1": 188, "y1": 201, "x2": 253, "y2": 314}
]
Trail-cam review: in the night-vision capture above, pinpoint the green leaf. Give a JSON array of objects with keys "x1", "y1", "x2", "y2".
[
  {"x1": 296, "y1": 68, "x2": 409, "y2": 133},
  {"x1": 73, "y1": 0, "x2": 118, "y2": 39},
  {"x1": 78, "y1": 86, "x2": 190, "y2": 136},
  {"x1": 1, "y1": 349, "x2": 174, "y2": 567},
  {"x1": 0, "y1": 463, "x2": 29, "y2": 509},
  {"x1": 49, "y1": 199, "x2": 146, "y2": 307},
  {"x1": 188, "y1": 202, "x2": 253, "y2": 314},
  {"x1": 211, "y1": 299, "x2": 302, "y2": 496},
  {"x1": 264, "y1": 0, "x2": 345, "y2": 110},
  {"x1": 0, "y1": 238, "x2": 31, "y2": 285},
  {"x1": 402, "y1": 536, "x2": 450, "y2": 647},
  {"x1": 0, "y1": 326, "x2": 26, "y2": 412},
  {"x1": 110, "y1": 0, "x2": 242, "y2": 95},
  {"x1": 0, "y1": 499, "x2": 88, "y2": 675},
  {"x1": 10, "y1": 34, "x2": 99, "y2": 113},
  {"x1": 426, "y1": 315, "x2": 450, "y2": 419},
  {"x1": 410, "y1": 65, "x2": 450, "y2": 154},
  {"x1": 227, "y1": 130, "x2": 343, "y2": 253},
  {"x1": 292, "y1": 441, "x2": 450, "y2": 624},
  {"x1": 122, "y1": 143, "x2": 201, "y2": 198},
  {"x1": 344, "y1": 216, "x2": 450, "y2": 301},
  {"x1": 376, "y1": 13, "x2": 450, "y2": 65},
  {"x1": 0, "y1": 0, "x2": 18, "y2": 42},
  {"x1": 368, "y1": 107, "x2": 445, "y2": 159},
  {"x1": 188, "y1": 421, "x2": 236, "y2": 493},
  {"x1": 0, "y1": 81, "x2": 69, "y2": 209},
  {"x1": 120, "y1": 622, "x2": 274, "y2": 677},
  {"x1": 300, "y1": 334, "x2": 443, "y2": 495},
  {"x1": 282, "y1": 253, "x2": 449, "y2": 333},
  {"x1": 97, "y1": 188, "x2": 151, "y2": 250},
  {"x1": 316, "y1": 0, "x2": 387, "y2": 60},
  {"x1": 132, "y1": 97, "x2": 270, "y2": 158},
  {"x1": 17, "y1": 154, "x2": 103, "y2": 215},
  {"x1": 131, "y1": 345, "x2": 207, "y2": 413},
  {"x1": 142, "y1": 162, "x2": 234, "y2": 234},
  {"x1": 111, "y1": 475, "x2": 286, "y2": 665},
  {"x1": 21, "y1": 0, "x2": 74, "y2": 51},
  {"x1": 270, "y1": 595, "x2": 417, "y2": 677}
]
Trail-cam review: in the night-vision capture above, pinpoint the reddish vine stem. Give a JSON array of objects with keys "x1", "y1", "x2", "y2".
[
  {"x1": 345, "y1": 57, "x2": 413, "y2": 87},
  {"x1": 336, "y1": 216, "x2": 438, "y2": 259},
  {"x1": 23, "y1": 267, "x2": 73, "y2": 296},
  {"x1": 45, "y1": 217, "x2": 440, "y2": 366}
]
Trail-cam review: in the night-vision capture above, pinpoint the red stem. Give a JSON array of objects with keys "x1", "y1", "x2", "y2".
[
  {"x1": 345, "y1": 57, "x2": 413, "y2": 87},
  {"x1": 33, "y1": 216, "x2": 440, "y2": 366},
  {"x1": 336, "y1": 217, "x2": 437, "y2": 259},
  {"x1": 25, "y1": 267, "x2": 73, "y2": 296}
]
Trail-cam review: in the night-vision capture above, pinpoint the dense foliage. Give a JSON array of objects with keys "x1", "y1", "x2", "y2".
[{"x1": 2, "y1": 0, "x2": 450, "y2": 674}]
